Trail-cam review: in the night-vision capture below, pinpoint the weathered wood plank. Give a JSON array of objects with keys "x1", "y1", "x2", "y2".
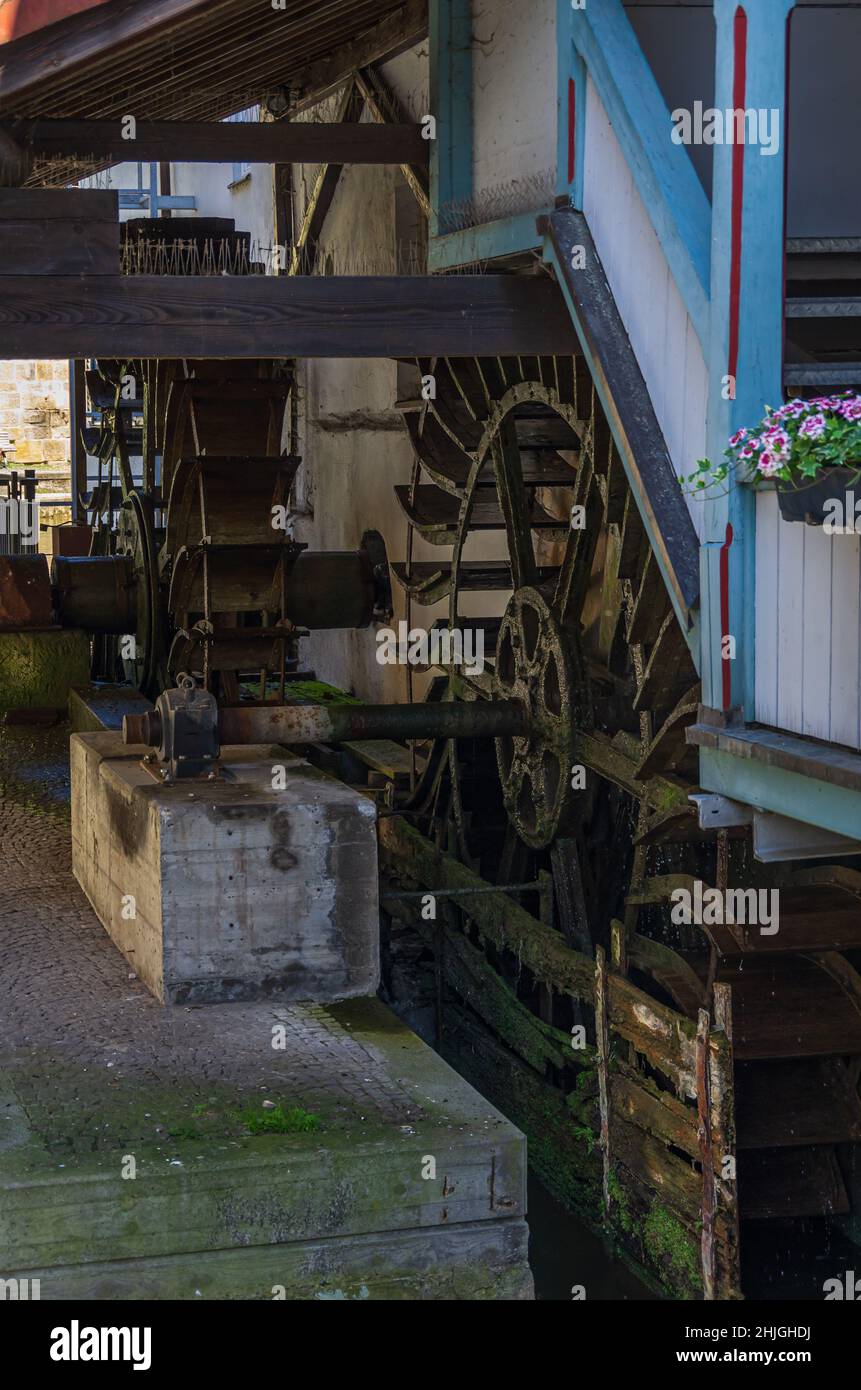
[
  {"x1": 0, "y1": 218, "x2": 118, "y2": 274},
  {"x1": 0, "y1": 187, "x2": 117, "y2": 219},
  {"x1": 24, "y1": 118, "x2": 429, "y2": 166},
  {"x1": 697, "y1": 1009, "x2": 716, "y2": 1300},
  {"x1": 0, "y1": 274, "x2": 581, "y2": 359},
  {"x1": 607, "y1": 972, "x2": 699, "y2": 1098},
  {"x1": 404, "y1": 903, "x2": 580, "y2": 1075},
  {"x1": 611, "y1": 1066, "x2": 698, "y2": 1160}
]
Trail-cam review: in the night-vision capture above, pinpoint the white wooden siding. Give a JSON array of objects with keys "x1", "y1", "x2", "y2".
[
  {"x1": 582, "y1": 77, "x2": 708, "y2": 541},
  {"x1": 755, "y1": 489, "x2": 861, "y2": 749}
]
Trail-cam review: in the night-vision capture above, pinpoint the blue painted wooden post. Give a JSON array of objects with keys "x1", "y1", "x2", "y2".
[
  {"x1": 702, "y1": 0, "x2": 796, "y2": 720},
  {"x1": 557, "y1": 1, "x2": 585, "y2": 209},
  {"x1": 429, "y1": 0, "x2": 473, "y2": 240}
]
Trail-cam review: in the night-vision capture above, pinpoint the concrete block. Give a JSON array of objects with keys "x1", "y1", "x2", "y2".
[{"x1": 70, "y1": 732, "x2": 381, "y2": 1005}]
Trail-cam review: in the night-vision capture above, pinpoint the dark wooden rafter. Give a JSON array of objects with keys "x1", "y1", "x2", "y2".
[
  {"x1": 12, "y1": 116, "x2": 429, "y2": 166},
  {"x1": 0, "y1": 0, "x2": 428, "y2": 188},
  {"x1": 288, "y1": 0, "x2": 426, "y2": 114}
]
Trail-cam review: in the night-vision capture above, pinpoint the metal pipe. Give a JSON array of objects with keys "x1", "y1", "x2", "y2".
[
  {"x1": 123, "y1": 698, "x2": 526, "y2": 749},
  {"x1": 218, "y1": 699, "x2": 527, "y2": 746}
]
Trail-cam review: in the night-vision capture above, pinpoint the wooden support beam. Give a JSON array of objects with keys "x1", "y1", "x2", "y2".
[
  {"x1": 20, "y1": 118, "x2": 428, "y2": 167},
  {"x1": 0, "y1": 187, "x2": 118, "y2": 272},
  {"x1": 0, "y1": 187, "x2": 117, "y2": 218},
  {"x1": 0, "y1": 215, "x2": 118, "y2": 273},
  {"x1": 0, "y1": 274, "x2": 581, "y2": 359},
  {"x1": 289, "y1": 0, "x2": 427, "y2": 114}
]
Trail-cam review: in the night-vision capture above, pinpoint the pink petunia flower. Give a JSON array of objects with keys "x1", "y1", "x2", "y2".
[{"x1": 799, "y1": 413, "x2": 827, "y2": 440}]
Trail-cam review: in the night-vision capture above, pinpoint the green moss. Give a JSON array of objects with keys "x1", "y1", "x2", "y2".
[
  {"x1": 607, "y1": 1170, "x2": 637, "y2": 1236},
  {"x1": 240, "y1": 679, "x2": 361, "y2": 707},
  {"x1": 240, "y1": 1104, "x2": 320, "y2": 1135},
  {"x1": 0, "y1": 630, "x2": 90, "y2": 711},
  {"x1": 643, "y1": 1204, "x2": 702, "y2": 1292}
]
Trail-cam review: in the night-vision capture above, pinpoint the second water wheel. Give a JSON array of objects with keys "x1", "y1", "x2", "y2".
[{"x1": 392, "y1": 352, "x2": 861, "y2": 1295}]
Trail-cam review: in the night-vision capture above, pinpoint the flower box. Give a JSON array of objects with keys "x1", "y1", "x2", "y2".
[
  {"x1": 682, "y1": 393, "x2": 861, "y2": 529},
  {"x1": 776, "y1": 465, "x2": 861, "y2": 526}
]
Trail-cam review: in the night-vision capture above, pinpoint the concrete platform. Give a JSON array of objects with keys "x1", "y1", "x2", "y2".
[
  {"x1": 71, "y1": 731, "x2": 380, "y2": 1005},
  {"x1": 0, "y1": 723, "x2": 533, "y2": 1299}
]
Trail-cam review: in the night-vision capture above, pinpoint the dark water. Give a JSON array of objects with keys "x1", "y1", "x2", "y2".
[{"x1": 526, "y1": 1174, "x2": 654, "y2": 1301}]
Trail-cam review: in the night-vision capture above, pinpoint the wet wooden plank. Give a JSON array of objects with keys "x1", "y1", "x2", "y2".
[{"x1": 611, "y1": 1068, "x2": 698, "y2": 1160}]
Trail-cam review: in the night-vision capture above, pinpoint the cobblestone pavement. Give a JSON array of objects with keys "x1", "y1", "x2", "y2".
[{"x1": 0, "y1": 723, "x2": 473, "y2": 1162}]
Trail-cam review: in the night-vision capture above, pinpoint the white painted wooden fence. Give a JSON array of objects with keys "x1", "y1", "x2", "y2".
[
  {"x1": 582, "y1": 78, "x2": 709, "y2": 542},
  {"x1": 755, "y1": 490, "x2": 861, "y2": 749}
]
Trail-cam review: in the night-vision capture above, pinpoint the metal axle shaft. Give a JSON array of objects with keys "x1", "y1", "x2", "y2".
[{"x1": 124, "y1": 697, "x2": 526, "y2": 750}]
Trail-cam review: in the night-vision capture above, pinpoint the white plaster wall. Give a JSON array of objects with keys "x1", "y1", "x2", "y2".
[
  {"x1": 169, "y1": 160, "x2": 275, "y2": 256},
  {"x1": 82, "y1": 154, "x2": 275, "y2": 253},
  {"x1": 582, "y1": 77, "x2": 709, "y2": 542},
  {"x1": 293, "y1": 43, "x2": 439, "y2": 705},
  {"x1": 470, "y1": 0, "x2": 557, "y2": 221}
]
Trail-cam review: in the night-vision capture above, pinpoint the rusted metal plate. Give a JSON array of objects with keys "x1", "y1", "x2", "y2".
[{"x1": 0, "y1": 553, "x2": 53, "y2": 629}]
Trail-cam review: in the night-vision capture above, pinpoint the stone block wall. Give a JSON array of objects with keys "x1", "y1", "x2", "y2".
[{"x1": 0, "y1": 360, "x2": 71, "y2": 466}]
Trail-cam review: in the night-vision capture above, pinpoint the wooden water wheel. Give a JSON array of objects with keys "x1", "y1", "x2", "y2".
[
  {"x1": 390, "y1": 353, "x2": 861, "y2": 1297},
  {"x1": 393, "y1": 355, "x2": 703, "y2": 945}
]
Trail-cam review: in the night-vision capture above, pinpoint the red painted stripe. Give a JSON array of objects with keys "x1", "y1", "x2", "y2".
[
  {"x1": 720, "y1": 522, "x2": 734, "y2": 711},
  {"x1": 568, "y1": 78, "x2": 576, "y2": 186},
  {"x1": 727, "y1": 6, "x2": 747, "y2": 386},
  {"x1": 780, "y1": 9, "x2": 793, "y2": 396}
]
